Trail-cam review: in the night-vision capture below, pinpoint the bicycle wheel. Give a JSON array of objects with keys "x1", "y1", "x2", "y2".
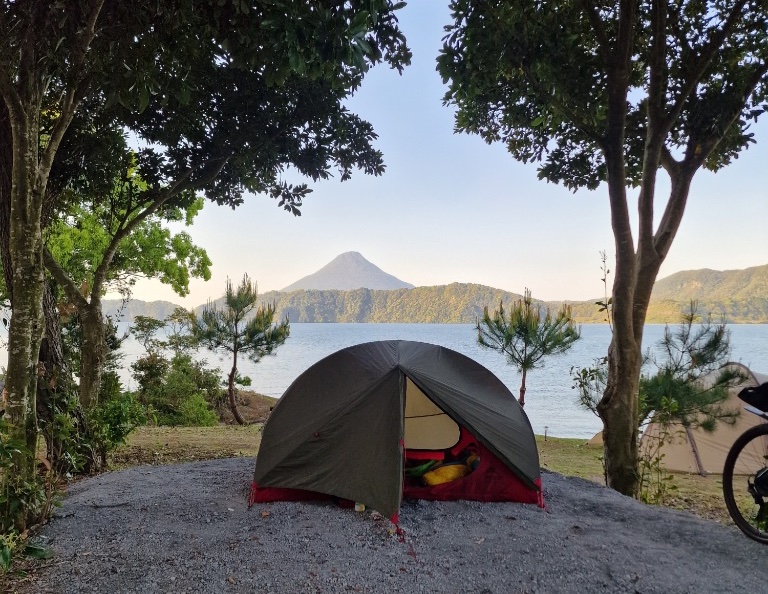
[{"x1": 723, "y1": 423, "x2": 768, "y2": 544}]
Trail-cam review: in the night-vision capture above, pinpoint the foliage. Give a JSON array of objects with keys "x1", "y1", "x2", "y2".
[
  {"x1": 437, "y1": 0, "x2": 768, "y2": 495},
  {"x1": 0, "y1": 419, "x2": 58, "y2": 537},
  {"x1": 60, "y1": 308, "x2": 128, "y2": 387},
  {"x1": 131, "y1": 351, "x2": 221, "y2": 427},
  {"x1": 595, "y1": 251, "x2": 613, "y2": 330},
  {"x1": 0, "y1": 529, "x2": 51, "y2": 575},
  {"x1": 131, "y1": 352, "x2": 171, "y2": 401},
  {"x1": 438, "y1": 2, "x2": 768, "y2": 188},
  {"x1": 639, "y1": 302, "x2": 745, "y2": 430},
  {"x1": 130, "y1": 309, "x2": 222, "y2": 426},
  {"x1": 131, "y1": 316, "x2": 167, "y2": 355},
  {"x1": 160, "y1": 354, "x2": 221, "y2": 426},
  {"x1": 38, "y1": 391, "x2": 96, "y2": 477},
  {"x1": 638, "y1": 303, "x2": 743, "y2": 501},
  {"x1": 177, "y1": 393, "x2": 219, "y2": 428},
  {"x1": 88, "y1": 393, "x2": 148, "y2": 464},
  {"x1": 45, "y1": 169, "x2": 212, "y2": 301},
  {"x1": 165, "y1": 307, "x2": 198, "y2": 357},
  {"x1": 571, "y1": 357, "x2": 608, "y2": 418},
  {"x1": 637, "y1": 396, "x2": 678, "y2": 505},
  {"x1": 0, "y1": 0, "x2": 410, "y2": 532},
  {"x1": 571, "y1": 251, "x2": 612, "y2": 419},
  {"x1": 196, "y1": 275, "x2": 289, "y2": 424},
  {"x1": 477, "y1": 289, "x2": 580, "y2": 406}
]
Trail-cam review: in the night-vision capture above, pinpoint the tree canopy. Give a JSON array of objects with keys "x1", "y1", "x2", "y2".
[
  {"x1": 0, "y1": 0, "x2": 411, "y2": 531},
  {"x1": 438, "y1": 0, "x2": 768, "y2": 496},
  {"x1": 438, "y1": 1, "x2": 768, "y2": 190}
]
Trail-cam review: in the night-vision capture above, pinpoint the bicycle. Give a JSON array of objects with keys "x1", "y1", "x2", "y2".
[{"x1": 723, "y1": 381, "x2": 768, "y2": 543}]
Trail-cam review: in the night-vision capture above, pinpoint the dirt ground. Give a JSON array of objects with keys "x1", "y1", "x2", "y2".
[{"x1": 217, "y1": 390, "x2": 277, "y2": 424}]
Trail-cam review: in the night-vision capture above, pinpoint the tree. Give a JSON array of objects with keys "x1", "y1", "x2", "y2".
[
  {"x1": 164, "y1": 307, "x2": 199, "y2": 358},
  {"x1": 195, "y1": 275, "x2": 289, "y2": 425},
  {"x1": 130, "y1": 316, "x2": 168, "y2": 355},
  {"x1": 438, "y1": 1, "x2": 768, "y2": 495},
  {"x1": 0, "y1": 0, "x2": 410, "y2": 527},
  {"x1": 477, "y1": 289, "x2": 580, "y2": 407},
  {"x1": 43, "y1": 156, "x2": 211, "y2": 409}
]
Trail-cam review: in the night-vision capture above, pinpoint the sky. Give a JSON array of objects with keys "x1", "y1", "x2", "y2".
[{"x1": 122, "y1": 2, "x2": 768, "y2": 308}]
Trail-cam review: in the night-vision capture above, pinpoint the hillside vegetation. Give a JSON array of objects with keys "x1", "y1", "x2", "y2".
[{"x1": 105, "y1": 264, "x2": 768, "y2": 324}]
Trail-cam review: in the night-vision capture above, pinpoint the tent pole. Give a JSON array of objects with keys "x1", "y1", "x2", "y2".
[{"x1": 685, "y1": 426, "x2": 707, "y2": 477}]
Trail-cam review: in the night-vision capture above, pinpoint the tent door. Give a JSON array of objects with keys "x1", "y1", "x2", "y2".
[{"x1": 402, "y1": 375, "x2": 461, "y2": 451}]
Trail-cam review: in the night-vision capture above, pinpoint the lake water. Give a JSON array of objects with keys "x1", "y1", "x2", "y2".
[{"x1": 115, "y1": 323, "x2": 768, "y2": 440}]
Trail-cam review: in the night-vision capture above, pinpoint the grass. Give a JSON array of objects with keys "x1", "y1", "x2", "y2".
[
  {"x1": 110, "y1": 424, "x2": 265, "y2": 468},
  {"x1": 536, "y1": 436, "x2": 732, "y2": 524},
  {"x1": 107, "y1": 427, "x2": 736, "y2": 526}
]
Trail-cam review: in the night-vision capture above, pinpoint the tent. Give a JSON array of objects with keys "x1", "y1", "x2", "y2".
[
  {"x1": 640, "y1": 362, "x2": 768, "y2": 475},
  {"x1": 249, "y1": 340, "x2": 543, "y2": 521}
]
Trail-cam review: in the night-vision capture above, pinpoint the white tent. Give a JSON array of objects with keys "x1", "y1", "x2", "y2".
[{"x1": 640, "y1": 362, "x2": 768, "y2": 475}]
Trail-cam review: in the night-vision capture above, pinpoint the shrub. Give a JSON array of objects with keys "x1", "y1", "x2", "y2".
[
  {"x1": 89, "y1": 392, "x2": 147, "y2": 464},
  {"x1": 177, "y1": 392, "x2": 219, "y2": 427},
  {"x1": 135, "y1": 354, "x2": 221, "y2": 426}
]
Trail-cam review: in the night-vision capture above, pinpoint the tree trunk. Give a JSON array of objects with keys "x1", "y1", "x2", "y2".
[
  {"x1": 38, "y1": 282, "x2": 100, "y2": 474},
  {"x1": 227, "y1": 349, "x2": 245, "y2": 425},
  {"x1": 0, "y1": 103, "x2": 11, "y2": 290},
  {"x1": 597, "y1": 335, "x2": 643, "y2": 495},
  {"x1": 5, "y1": 120, "x2": 46, "y2": 519},
  {"x1": 79, "y1": 300, "x2": 107, "y2": 409},
  {"x1": 518, "y1": 368, "x2": 527, "y2": 407}
]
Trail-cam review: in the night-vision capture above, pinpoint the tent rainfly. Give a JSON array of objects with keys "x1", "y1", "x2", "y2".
[
  {"x1": 249, "y1": 340, "x2": 543, "y2": 521},
  {"x1": 640, "y1": 362, "x2": 768, "y2": 476}
]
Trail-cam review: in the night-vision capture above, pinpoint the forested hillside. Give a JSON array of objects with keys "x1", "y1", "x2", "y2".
[
  {"x1": 651, "y1": 264, "x2": 768, "y2": 302},
  {"x1": 104, "y1": 274, "x2": 768, "y2": 324},
  {"x1": 258, "y1": 284, "x2": 525, "y2": 323}
]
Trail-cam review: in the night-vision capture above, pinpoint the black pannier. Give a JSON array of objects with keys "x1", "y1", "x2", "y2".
[{"x1": 738, "y1": 382, "x2": 768, "y2": 412}]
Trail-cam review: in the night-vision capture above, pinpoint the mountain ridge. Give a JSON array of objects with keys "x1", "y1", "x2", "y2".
[{"x1": 103, "y1": 262, "x2": 768, "y2": 324}]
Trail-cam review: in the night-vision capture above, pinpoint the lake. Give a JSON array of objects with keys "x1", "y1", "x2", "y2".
[{"x1": 115, "y1": 322, "x2": 768, "y2": 440}]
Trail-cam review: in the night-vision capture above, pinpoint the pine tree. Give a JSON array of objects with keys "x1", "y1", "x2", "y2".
[
  {"x1": 195, "y1": 275, "x2": 289, "y2": 425},
  {"x1": 477, "y1": 289, "x2": 580, "y2": 407}
]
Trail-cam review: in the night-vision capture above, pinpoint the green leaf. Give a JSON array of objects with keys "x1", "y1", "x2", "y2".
[
  {"x1": 139, "y1": 87, "x2": 150, "y2": 113},
  {"x1": 23, "y1": 544, "x2": 53, "y2": 560},
  {"x1": 0, "y1": 545, "x2": 11, "y2": 571}
]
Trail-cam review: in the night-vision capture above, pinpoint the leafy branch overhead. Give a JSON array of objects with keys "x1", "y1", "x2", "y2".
[
  {"x1": 0, "y1": 0, "x2": 411, "y2": 533},
  {"x1": 439, "y1": 1, "x2": 768, "y2": 191}
]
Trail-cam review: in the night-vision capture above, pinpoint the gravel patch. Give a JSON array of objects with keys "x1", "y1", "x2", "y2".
[{"x1": 16, "y1": 458, "x2": 768, "y2": 593}]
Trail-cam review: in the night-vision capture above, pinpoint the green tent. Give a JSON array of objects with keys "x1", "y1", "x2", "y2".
[{"x1": 250, "y1": 340, "x2": 542, "y2": 519}]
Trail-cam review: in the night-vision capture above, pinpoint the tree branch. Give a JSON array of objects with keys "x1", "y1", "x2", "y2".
[
  {"x1": 662, "y1": 0, "x2": 749, "y2": 133},
  {"x1": 39, "y1": 0, "x2": 105, "y2": 186},
  {"x1": 656, "y1": 60, "x2": 768, "y2": 259},
  {"x1": 43, "y1": 246, "x2": 89, "y2": 311},
  {"x1": 0, "y1": 65, "x2": 23, "y2": 117},
  {"x1": 90, "y1": 154, "x2": 230, "y2": 299},
  {"x1": 578, "y1": 0, "x2": 611, "y2": 67},
  {"x1": 604, "y1": 0, "x2": 638, "y2": 346},
  {"x1": 636, "y1": 0, "x2": 668, "y2": 259},
  {"x1": 522, "y1": 65, "x2": 605, "y2": 147},
  {"x1": 659, "y1": 145, "x2": 681, "y2": 178}
]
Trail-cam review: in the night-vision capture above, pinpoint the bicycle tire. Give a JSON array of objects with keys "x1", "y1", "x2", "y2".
[{"x1": 723, "y1": 423, "x2": 768, "y2": 544}]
